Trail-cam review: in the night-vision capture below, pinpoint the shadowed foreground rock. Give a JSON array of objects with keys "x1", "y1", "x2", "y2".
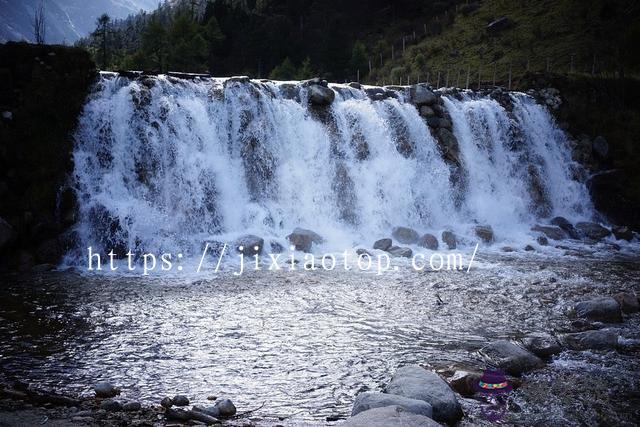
[
  {"x1": 480, "y1": 340, "x2": 545, "y2": 376},
  {"x1": 342, "y1": 405, "x2": 440, "y2": 427},
  {"x1": 351, "y1": 392, "x2": 433, "y2": 417}
]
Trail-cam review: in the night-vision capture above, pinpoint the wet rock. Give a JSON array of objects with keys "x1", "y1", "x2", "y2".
[
  {"x1": 277, "y1": 83, "x2": 299, "y2": 100},
  {"x1": 521, "y1": 333, "x2": 562, "y2": 358},
  {"x1": 307, "y1": 84, "x2": 335, "y2": 106},
  {"x1": 550, "y1": 216, "x2": 580, "y2": 238},
  {"x1": 573, "y1": 297, "x2": 622, "y2": 323},
  {"x1": 613, "y1": 292, "x2": 639, "y2": 314},
  {"x1": 227, "y1": 75, "x2": 250, "y2": 84},
  {"x1": 418, "y1": 233, "x2": 438, "y2": 250},
  {"x1": 536, "y1": 235, "x2": 548, "y2": 245},
  {"x1": 100, "y1": 399, "x2": 122, "y2": 412},
  {"x1": 172, "y1": 395, "x2": 190, "y2": 407},
  {"x1": 270, "y1": 241, "x2": 284, "y2": 253},
  {"x1": 188, "y1": 409, "x2": 220, "y2": 424},
  {"x1": 160, "y1": 397, "x2": 173, "y2": 408},
  {"x1": 351, "y1": 392, "x2": 432, "y2": 418},
  {"x1": 419, "y1": 105, "x2": 435, "y2": 117},
  {"x1": 214, "y1": 398, "x2": 236, "y2": 417},
  {"x1": 575, "y1": 222, "x2": 611, "y2": 241},
  {"x1": 524, "y1": 244, "x2": 535, "y2": 251},
  {"x1": 612, "y1": 226, "x2": 633, "y2": 241},
  {"x1": 71, "y1": 416, "x2": 95, "y2": 423},
  {"x1": 409, "y1": 84, "x2": 437, "y2": 106},
  {"x1": 426, "y1": 116, "x2": 452, "y2": 130},
  {"x1": 387, "y1": 246, "x2": 412, "y2": 258},
  {"x1": 0, "y1": 217, "x2": 14, "y2": 249},
  {"x1": 356, "y1": 248, "x2": 373, "y2": 257},
  {"x1": 165, "y1": 408, "x2": 191, "y2": 421},
  {"x1": 446, "y1": 370, "x2": 481, "y2": 397},
  {"x1": 93, "y1": 382, "x2": 120, "y2": 398},
  {"x1": 442, "y1": 231, "x2": 457, "y2": 249},
  {"x1": 392, "y1": 226, "x2": 419, "y2": 244},
  {"x1": 193, "y1": 405, "x2": 220, "y2": 418},
  {"x1": 365, "y1": 87, "x2": 397, "y2": 101},
  {"x1": 532, "y1": 225, "x2": 566, "y2": 240},
  {"x1": 122, "y1": 401, "x2": 141, "y2": 411},
  {"x1": 435, "y1": 128, "x2": 460, "y2": 163},
  {"x1": 480, "y1": 340, "x2": 544, "y2": 376},
  {"x1": 348, "y1": 82, "x2": 362, "y2": 89},
  {"x1": 385, "y1": 364, "x2": 463, "y2": 424},
  {"x1": 343, "y1": 405, "x2": 440, "y2": 426},
  {"x1": 592, "y1": 135, "x2": 608, "y2": 158},
  {"x1": 373, "y1": 238, "x2": 392, "y2": 251},
  {"x1": 233, "y1": 234, "x2": 264, "y2": 255},
  {"x1": 561, "y1": 329, "x2": 619, "y2": 350},
  {"x1": 474, "y1": 225, "x2": 494, "y2": 243},
  {"x1": 501, "y1": 246, "x2": 514, "y2": 252},
  {"x1": 287, "y1": 227, "x2": 324, "y2": 252}
]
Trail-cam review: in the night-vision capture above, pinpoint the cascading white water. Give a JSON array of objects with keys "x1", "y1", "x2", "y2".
[{"x1": 69, "y1": 74, "x2": 594, "y2": 260}]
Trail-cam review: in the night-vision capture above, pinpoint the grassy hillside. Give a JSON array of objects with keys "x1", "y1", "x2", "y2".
[{"x1": 368, "y1": 0, "x2": 640, "y2": 87}]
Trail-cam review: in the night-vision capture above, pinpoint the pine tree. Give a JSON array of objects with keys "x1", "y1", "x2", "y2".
[
  {"x1": 269, "y1": 57, "x2": 296, "y2": 80},
  {"x1": 93, "y1": 14, "x2": 111, "y2": 69}
]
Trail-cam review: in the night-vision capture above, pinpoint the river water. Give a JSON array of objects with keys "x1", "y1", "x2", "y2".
[{"x1": 1, "y1": 251, "x2": 639, "y2": 426}]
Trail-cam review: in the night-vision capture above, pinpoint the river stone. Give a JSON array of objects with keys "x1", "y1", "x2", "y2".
[
  {"x1": 123, "y1": 401, "x2": 141, "y2": 411},
  {"x1": 573, "y1": 297, "x2": 622, "y2": 322},
  {"x1": 392, "y1": 226, "x2": 419, "y2": 244},
  {"x1": 387, "y1": 246, "x2": 412, "y2": 258},
  {"x1": 612, "y1": 226, "x2": 633, "y2": 241},
  {"x1": 160, "y1": 397, "x2": 173, "y2": 408},
  {"x1": 419, "y1": 105, "x2": 435, "y2": 117},
  {"x1": 446, "y1": 370, "x2": 481, "y2": 397},
  {"x1": 561, "y1": 329, "x2": 619, "y2": 350},
  {"x1": 613, "y1": 292, "x2": 639, "y2": 313},
  {"x1": 188, "y1": 409, "x2": 220, "y2": 424},
  {"x1": 550, "y1": 216, "x2": 580, "y2": 238},
  {"x1": 435, "y1": 128, "x2": 459, "y2": 162},
  {"x1": 193, "y1": 405, "x2": 220, "y2": 418},
  {"x1": 409, "y1": 84, "x2": 437, "y2": 106},
  {"x1": 287, "y1": 227, "x2": 324, "y2": 252},
  {"x1": 474, "y1": 225, "x2": 494, "y2": 243},
  {"x1": 418, "y1": 233, "x2": 438, "y2": 250},
  {"x1": 172, "y1": 395, "x2": 190, "y2": 407},
  {"x1": 233, "y1": 234, "x2": 264, "y2": 255},
  {"x1": 100, "y1": 399, "x2": 123, "y2": 412},
  {"x1": 442, "y1": 231, "x2": 457, "y2": 249},
  {"x1": 385, "y1": 364, "x2": 463, "y2": 423},
  {"x1": 342, "y1": 405, "x2": 440, "y2": 427},
  {"x1": 532, "y1": 225, "x2": 566, "y2": 240},
  {"x1": 373, "y1": 238, "x2": 392, "y2": 251},
  {"x1": 307, "y1": 84, "x2": 335, "y2": 105},
  {"x1": 165, "y1": 408, "x2": 191, "y2": 421},
  {"x1": 0, "y1": 217, "x2": 14, "y2": 249},
  {"x1": 575, "y1": 222, "x2": 611, "y2": 240},
  {"x1": 536, "y1": 235, "x2": 548, "y2": 245},
  {"x1": 524, "y1": 244, "x2": 535, "y2": 251},
  {"x1": 214, "y1": 398, "x2": 236, "y2": 417},
  {"x1": 480, "y1": 340, "x2": 545, "y2": 376},
  {"x1": 521, "y1": 333, "x2": 562, "y2": 358},
  {"x1": 94, "y1": 382, "x2": 120, "y2": 398},
  {"x1": 351, "y1": 392, "x2": 432, "y2": 418}
]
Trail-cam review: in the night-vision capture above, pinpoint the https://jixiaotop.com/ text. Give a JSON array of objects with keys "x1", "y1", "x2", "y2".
[{"x1": 85, "y1": 243, "x2": 479, "y2": 276}]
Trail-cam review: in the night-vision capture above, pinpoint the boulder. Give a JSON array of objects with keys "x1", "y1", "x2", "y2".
[
  {"x1": 385, "y1": 364, "x2": 463, "y2": 424},
  {"x1": 480, "y1": 340, "x2": 544, "y2": 376},
  {"x1": 342, "y1": 405, "x2": 440, "y2": 427},
  {"x1": 348, "y1": 82, "x2": 362, "y2": 89},
  {"x1": 521, "y1": 333, "x2": 562, "y2": 358},
  {"x1": 227, "y1": 75, "x2": 250, "y2": 83},
  {"x1": 351, "y1": 392, "x2": 432, "y2": 418},
  {"x1": 474, "y1": 225, "x2": 494, "y2": 243},
  {"x1": 418, "y1": 233, "x2": 438, "y2": 250},
  {"x1": 409, "y1": 85, "x2": 437, "y2": 106},
  {"x1": 592, "y1": 136, "x2": 609, "y2": 158},
  {"x1": 446, "y1": 370, "x2": 481, "y2": 397},
  {"x1": 524, "y1": 244, "x2": 535, "y2": 251},
  {"x1": 307, "y1": 84, "x2": 335, "y2": 105},
  {"x1": 501, "y1": 246, "x2": 514, "y2": 252},
  {"x1": 442, "y1": 231, "x2": 457, "y2": 249},
  {"x1": 160, "y1": 397, "x2": 173, "y2": 408},
  {"x1": 373, "y1": 238, "x2": 393, "y2": 251},
  {"x1": 165, "y1": 408, "x2": 191, "y2": 421},
  {"x1": 356, "y1": 248, "x2": 373, "y2": 257},
  {"x1": 100, "y1": 399, "x2": 123, "y2": 412},
  {"x1": 550, "y1": 216, "x2": 579, "y2": 238},
  {"x1": 536, "y1": 235, "x2": 548, "y2": 246},
  {"x1": 214, "y1": 398, "x2": 236, "y2": 417},
  {"x1": 426, "y1": 117, "x2": 452, "y2": 130},
  {"x1": 561, "y1": 329, "x2": 618, "y2": 351},
  {"x1": 612, "y1": 292, "x2": 639, "y2": 314},
  {"x1": 172, "y1": 395, "x2": 190, "y2": 407},
  {"x1": 392, "y1": 226, "x2": 420, "y2": 244},
  {"x1": 233, "y1": 234, "x2": 264, "y2": 255},
  {"x1": 94, "y1": 382, "x2": 120, "y2": 398},
  {"x1": 573, "y1": 297, "x2": 622, "y2": 322},
  {"x1": 612, "y1": 226, "x2": 633, "y2": 241},
  {"x1": 387, "y1": 246, "x2": 412, "y2": 258},
  {"x1": 575, "y1": 222, "x2": 611, "y2": 241},
  {"x1": 188, "y1": 409, "x2": 220, "y2": 424},
  {"x1": 532, "y1": 225, "x2": 566, "y2": 240},
  {"x1": 287, "y1": 227, "x2": 324, "y2": 252},
  {"x1": 123, "y1": 401, "x2": 141, "y2": 411},
  {"x1": 0, "y1": 217, "x2": 14, "y2": 250},
  {"x1": 419, "y1": 105, "x2": 435, "y2": 117},
  {"x1": 435, "y1": 128, "x2": 460, "y2": 162}
]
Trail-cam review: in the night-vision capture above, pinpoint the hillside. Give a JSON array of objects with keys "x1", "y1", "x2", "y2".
[{"x1": 368, "y1": 0, "x2": 640, "y2": 86}]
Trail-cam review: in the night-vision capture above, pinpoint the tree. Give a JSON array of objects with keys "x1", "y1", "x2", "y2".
[
  {"x1": 296, "y1": 57, "x2": 314, "y2": 79},
  {"x1": 33, "y1": 0, "x2": 46, "y2": 44},
  {"x1": 141, "y1": 16, "x2": 168, "y2": 71},
  {"x1": 268, "y1": 57, "x2": 296, "y2": 80},
  {"x1": 167, "y1": 10, "x2": 209, "y2": 72},
  {"x1": 349, "y1": 41, "x2": 368, "y2": 80},
  {"x1": 93, "y1": 14, "x2": 111, "y2": 69}
]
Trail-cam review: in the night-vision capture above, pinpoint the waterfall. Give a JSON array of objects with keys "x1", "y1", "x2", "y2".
[{"x1": 69, "y1": 74, "x2": 594, "y2": 260}]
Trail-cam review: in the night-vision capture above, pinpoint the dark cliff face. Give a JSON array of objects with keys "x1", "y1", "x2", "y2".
[{"x1": 0, "y1": 42, "x2": 96, "y2": 271}]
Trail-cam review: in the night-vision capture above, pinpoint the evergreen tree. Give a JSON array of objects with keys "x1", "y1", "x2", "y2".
[
  {"x1": 296, "y1": 57, "x2": 314, "y2": 79},
  {"x1": 167, "y1": 10, "x2": 208, "y2": 72},
  {"x1": 93, "y1": 14, "x2": 111, "y2": 69},
  {"x1": 269, "y1": 57, "x2": 296, "y2": 80},
  {"x1": 349, "y1": 41, "x2": 368, "y2": 79},
  {"x1": 141, "y1": 16, "x2": 168, "y2": 72}
]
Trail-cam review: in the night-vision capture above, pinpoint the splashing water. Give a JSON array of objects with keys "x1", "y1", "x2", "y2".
[{"x1": 69, "y1": 75, "x2": 594, "y2": 261}]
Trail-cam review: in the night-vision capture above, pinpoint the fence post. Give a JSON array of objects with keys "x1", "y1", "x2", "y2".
[
  {"x1": 466, "y1": 66, "x2": 470, "y2": 89},
  {"x1": 445, "y1": 68, "x2": 449, "y2": 87},
  {"x1": 427, "y1": 71, "x2": 430, "y2": 85},
  {"x1": 357, "y1": 69, "x2": 360, "y2": 82},
  {"x1": 456, "y1": 69, "x2": 461, "y2": 88},
  {"x1": 417, "y1": 73, "x2": 421, "y2": 83},
  {"x1": 424, "y1": 23, "x2": 427, "y2": 35},
  {"x1": 413, "y1": 30, "x2": 416, "y2": 40}
]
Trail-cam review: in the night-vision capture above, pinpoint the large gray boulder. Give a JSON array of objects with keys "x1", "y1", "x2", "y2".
[
  {"x1": 387, "y1": 246, "x2": 412, "y2": 258},
  {"x1": 94, "y1": 382, "x2": 120, "y2": 398},
  {"x1": 613, "y1": 292, "x2": 639, "y2": 314},
  {"x1": 442, "y1": 231, "x2": 457, "y2": 249},
  {"x1": 480, "y1": 340, "x2": 545, "y2": 376},
  {"x1": 521, "y1": 333, "x2": 562, "y2": 358},
  {"x1": 233, "y1": 234, "x2": 264, "y2": 255},
  {"x1": 342, "y1": 405, "x2": 440, "y2": 427},
  {"x1": 307, "y1": 84, "x2": 335, "y2": 105},
  {"x1": 474, "y1": 225, "x2": 494, "y2": 243},
  {"x1": 418, "y1": 233, "x2": 438, "y2": 250},
  {"x1": 575, "y1": 222, "x2": 611, "y2": 241},
  {"x1": 385, "y1": 364, "x2": 463, "y2": 424},
  {"x1": 612, "y1": 226, "x2": 633, "y2": 241},
  {"x1": 532, "y1": 225, "x2": 566, "y2": 240},
  {"x1": 435, "y1": 128, "x2": 460, "y2": 163},
  {"x1": 373, "y1": 238, "x2": 392, "y2": 251},
  {"x1": 409, "y1": 84, "x2": 437, "y2": 106},
  {"x1": 286, "y1": 227, "x2": 324, "y2": 252},
  {"x1": 550, "y1": 216, "x2": 579, "y2": 239},
  {"x1": 573, "y1": 297, "x2": 622, "y2": 323},
  {"x1": 351, "y1": 392, "x2": 432, "y2": 418},
  {"x1": 392, "y1": 226, "x2": 419, "y2": 244},
  {"x1": 561, "y1": 329, "x2": 619, "y2": 350}
]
